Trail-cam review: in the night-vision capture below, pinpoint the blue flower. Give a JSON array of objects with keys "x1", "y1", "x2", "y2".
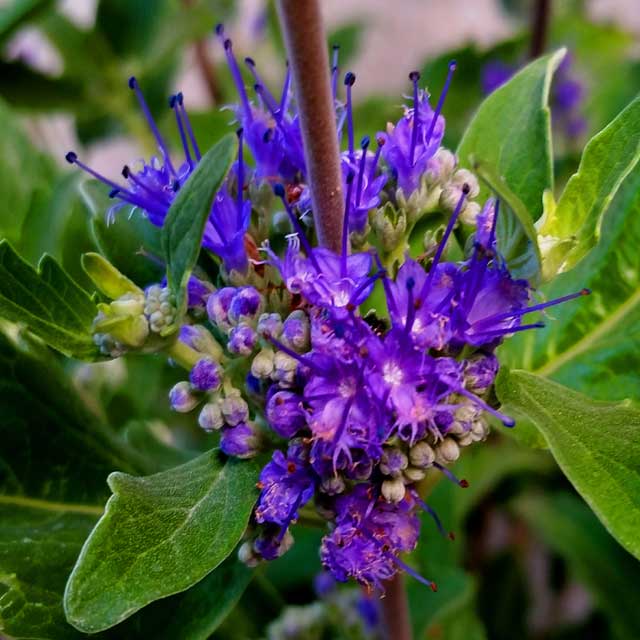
[{"x1": 381, "y1": 64, "x2": 455, "y2": 195}]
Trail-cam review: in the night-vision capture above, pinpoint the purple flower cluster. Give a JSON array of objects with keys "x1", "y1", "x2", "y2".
[{"x1": 74, "y1": 26, "x2": 588, "y2": 592}]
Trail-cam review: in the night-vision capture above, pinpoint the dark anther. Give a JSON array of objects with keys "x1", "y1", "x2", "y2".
[
  {"x1": 65, "y1": 151, "x2": 77, "y2": 164},
  {"x1": 344, "y1": 71, "x2": 356, "y2": 86}
]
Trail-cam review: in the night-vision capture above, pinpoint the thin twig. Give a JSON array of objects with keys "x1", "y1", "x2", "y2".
[
  {"x1": 182, "y1": 0, "x2": 222, "y2": 105},
  {"x1": 276, "y1": 0, "x2": 344, "y2": 253},
  {"x1": 380, "y1": 573, "x2": 412, "y2": 640},
  {"x1": 529, "y1": 0, "x2": 552, "y2": 59}
]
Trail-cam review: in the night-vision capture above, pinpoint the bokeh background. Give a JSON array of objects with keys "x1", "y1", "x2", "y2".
[{"x1": 1, "y1": 1, "x2": 639, "y2": 639}]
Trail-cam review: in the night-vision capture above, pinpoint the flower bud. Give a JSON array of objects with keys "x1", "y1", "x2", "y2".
[
  {"x1": 257, "y1": 313, "x2": 283, "y2": 339},
  {"x1": 179, "y1": 325, "x2": 223, "y2": 360},
  {"x1": 435, "y1": 437, "x2": 460, "y2": 465},
  {"x1": 464, "y1": 353, "x2": 499, "y2": 395},
  {"x1": 251, "y1": 348, "x2": 275, "y2": 378},
  {"x1": 93, "y1": 332, "x2": 127, "y2": 358},
  {"x1": 207, "y1": 287, "x2": 236, "y2": 330},
  {"x1": 198, "y1": 401, "x2": 224, "y2": 431},
  {"x1": 379, "y1": 447, "x2": 408, "y2": 477},
  {"x1": 254, "y1": 527, "x2": 294, "y2": 560},
  {"x1": 228, "y1": 323, "x2": 257, "y2": 355},
  {"x1": 110, "y1": 292, "x2": 145, "y2": 316},
  {"x1": 169, "y1": 381, "x2": 199, "y2": 413},
  {"x1": 238, "y1": 540, "x2": 261, "y2": 567},
  {"x1": 403, "y1": 466, "x2": 426, "y2": 482},
  {"x1": 320, "y1": 474, "x2": 345, "y2": 496},
  {"x1": 459, "y1": 201, "x2": 481, "y2": 226},
  {"x1": 266, "y1": 390, "x2": 306, "y2": 438},
  {"x1": 220, "y1": 422, "x2": 261, "y2": 458},
  {"x1": 371, "y1": 202, "x2": 407, "y2": 251},
  {"x1": 221, "y1": 394, "x2": 249, "y2": 426},
  {"x1": 189, "y1": 358, "x2": 221, "y2": 392},
  {"x1": 382, "y1": 478, "x2": 406, "y2": 503},
  {"x1": 273, "y1": 351, "x2": 298, "y2": 386},
  {"x1": 409, "y1": 441, "x2": 435, "y2": 468},
  {"x1": 144, "y1": 285, "x2": 176, "y2": 333},
  {"x1": 228, "y1": 287, "x2": 263, "y2": 325},
  {"x1": 282, "y1": 310, "x2": 310, "y2": 352}
]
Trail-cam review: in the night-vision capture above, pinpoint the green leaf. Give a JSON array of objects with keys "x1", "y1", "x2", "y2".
[
  {"x1": 134, "y1": 556, "x2": 253, "y2": 640},
  {"x1": 537, "y1": 95, "x2": 640, "y2": 279},
  {"x1": 64, "y1": 449, "x2": 261, "y2": 633},
  {"x1": 499, "y1": 166, "x2": 640, "y2": 402},
  {"x1": 0, "y1": 242, "x2": 99, "y2": 359},
  {"x1": 0, "y1": 331, "x2": 140, "y2": 639},
  {"x1": 495, "y1": 368, "x2": 640, "y2": 561},
  {"x1": 162, "y1": 133, "x2": 236, "y2": 321},
  {"x1": 515, "y1": 493, "x2": 640, "y2": 640},
  {"x1": 457, "y1": 50, "x2": 565, "y2": 221}
]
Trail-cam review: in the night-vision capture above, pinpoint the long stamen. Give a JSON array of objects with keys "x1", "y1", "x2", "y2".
[
  {"x1": 348, "y1": 269, "x2": 385, "y2": 307},
  {"x1": 280, "y1": 61, "x2": 291, "y2": 114},
  {"x1": 433, "y1": 461, "x2": 469, "y2": 487},
  {"x1": 244, "y1": 57, "x2": 280, "y2": 115},
  {"x1": 344, "y1": 72, "x2": 356, "y2": 160},
  {"x1": 489, "y1": 197, "x2": 499, "y2": 247},
  {"x1": 374, "y1": 251, "x2": 399, "y2": 318},
  {"x1": 409, "y1": 70, "x2": 420, "y2": 166},
  {"x1": 236, "y1": 128, "x2": 245, "y2": 216},
  {"x1": 273, "y1": 184, "x2": 321, "y2": 271},
  {"x1": 455, "y1": 386, "x2": 515, "y2": 427},
  {"x1": 341, "y1": 171, "x2": 355, "y2": 277},
  {"x1": 177, "y1": 92, "x2": 201, "y2": 161},
  {"x1": 122, "y1": 165, "x2": 171, "y2": 204},
  {"x1": 418, "y1": 185, "x2": 469, "y2": 301},
  {"x1": 471, "y1": 322, "x2": 546, "y2": 338},
  {"x1": 169, "y1": 94, "x2": 193, "y2": 169},
  {"x1": 128, "y1": 76, "x2": 177, "y2": 176},
  {"x1": 474, "y1": 289, "x2": 590, "y2": 328},
  {"x1": 355, "y1": 136, "x2": 370, "y2": 206},
  {"x1": 216, "y1": 25, "x2": 253, "y2": 122},
  {"x1": 425, "y1": 60, "x2": 457, "y2": 145},
  {"x1": 66, "y1": 152, "x2": 141, "y2": 205},
  {"x1": 411, "y1": 491, "x2": 451, "y2": 539},
  {"x1": 369, "y1": 135, "x2": 385, "y2": 182},
  {"x1": 390, "y1": 555, "x2": 438, "y2": 592},
  {"x1": 331, "y1": 45, "x2": 339, "y2": 99},
  {"x1": 404, "y1": 277, "x2": 417, "y2": 334}
]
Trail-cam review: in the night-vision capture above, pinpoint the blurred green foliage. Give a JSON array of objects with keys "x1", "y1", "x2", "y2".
[{"x1": 0, "y1": 1, "x2": 639, "y2": 639}]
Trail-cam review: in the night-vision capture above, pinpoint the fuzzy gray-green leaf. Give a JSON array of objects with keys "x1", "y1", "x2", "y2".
[
  {"x1": 64, "y1": 449, "x2": 260, "y2": 633},
  {"x1": 496, "y1": 367, "x2": 640, "y2": 560}
]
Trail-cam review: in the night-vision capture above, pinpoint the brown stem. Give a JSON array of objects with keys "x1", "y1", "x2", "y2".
[
  {"x1": 529, "y1": 0, "x2": 551, "y2": 59},
  {"x1": 181, "y1": 0, "x2": 222, "y2": 104},
  {"x1": 380, "y1": 573, "x2": 412, "y2": 640},
  {"x1": 276, "y1": 0, "x2": 344, "y2": 253},
  {"x1": 194, "y1": 40, "x2": 222, "y2": 104}
]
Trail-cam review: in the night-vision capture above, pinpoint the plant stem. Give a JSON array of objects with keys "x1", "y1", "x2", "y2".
[
  {"x1": 381, "y1": 573, "x2": 412, "y2": 640},
  {"x1": 276, "y1": 0, "x2": 344, "y2": 253},
  {"x1": 529, "y1": 0, "x2": 551, "y2": 59}
]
